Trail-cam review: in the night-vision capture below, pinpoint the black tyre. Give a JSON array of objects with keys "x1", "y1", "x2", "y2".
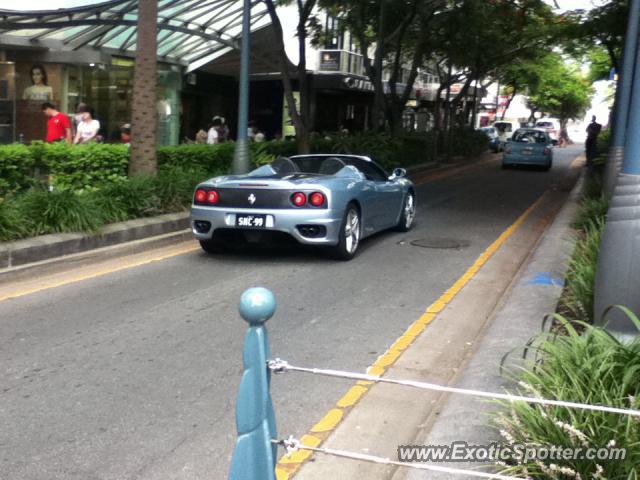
[
  {"x1": 199, "y1": 231, "x2": 245, "y2": 254},
  {"x1": 331, "y1": 204, "x2": 361, "y2": 261},
  {"x1": 199, "y1": 238, "x2": 226, "y2": 254},
  {"x1": 395, "y1": 191, "x2": 416, "y2": 232}
]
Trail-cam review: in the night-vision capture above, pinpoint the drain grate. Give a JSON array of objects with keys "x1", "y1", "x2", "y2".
[{"x1": 409, "y1": 237, "x2": 469, "y2": 249}]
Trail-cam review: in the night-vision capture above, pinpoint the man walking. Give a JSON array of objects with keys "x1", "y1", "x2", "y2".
[
  {"x1": 585, "y1": 115, "x2": 602, "y2": 166},
  {"x1": 41, "y1": 102, "x2": 72, "y2": 144}
]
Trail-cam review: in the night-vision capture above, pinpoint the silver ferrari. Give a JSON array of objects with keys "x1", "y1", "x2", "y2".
[{"x1": 190, "y1": 154, "x2": 416, "y2": 260}]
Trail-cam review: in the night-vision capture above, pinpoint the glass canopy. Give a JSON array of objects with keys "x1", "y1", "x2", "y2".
[{"x1": 0, "y1": 0, "x2": 271, "y2": 71}]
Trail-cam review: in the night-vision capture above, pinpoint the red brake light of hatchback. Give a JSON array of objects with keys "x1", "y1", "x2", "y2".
[
  {"x1": 309, "y1": 192, "x2": 326, "y2": 207},
  {"x1": 207, "y1": 190, "x2": 219, "y2": 204},
  {"x1": 195, "y1": 189, "x2": 207, "y2": 203},
  {"x1": 292, "y1": 192, "x2": 307, "y2": 207}
]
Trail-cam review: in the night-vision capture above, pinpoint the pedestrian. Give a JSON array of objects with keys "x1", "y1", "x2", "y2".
[
  {"x1": 559, "y1": 125, "x2": 569, "y2": 148},
  {"x1": 207, "y1": 117, "x2": 223, "y2": 144},
  {"x1": 73, "y1": 105, "x2": 100, "y2": 144},
  {"x1": 41, "y1": 102, "x2": 72, "y2": 144},
  {"x1": 585, "y1": 115, "x2": 602, "y2": 165},
  {"x1": 120, "y1": 123, "x2": 132, "y2": 145},
  {"x1": 212, "y1": 115, "x2": 229, "y2": 142},
  {"x1": 195, "y1": 126, "x2": 208, "y2": 144},
  {"x1": 248, "y1": 120, "x2": 257, "y2": 141}
]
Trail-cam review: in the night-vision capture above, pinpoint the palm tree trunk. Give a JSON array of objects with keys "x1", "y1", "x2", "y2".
[{"x1": 130, "y1": 0, "x2": 158, "y2": 176}]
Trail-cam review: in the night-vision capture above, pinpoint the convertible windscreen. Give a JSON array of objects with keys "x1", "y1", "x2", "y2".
[{"x1": 272, "y1": 156, "x2": 389, "y2": 181}]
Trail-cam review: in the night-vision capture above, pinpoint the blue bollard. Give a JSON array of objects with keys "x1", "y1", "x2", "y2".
[{"x1": 229, "y1": 287, "x2": 278, "y2": 480}]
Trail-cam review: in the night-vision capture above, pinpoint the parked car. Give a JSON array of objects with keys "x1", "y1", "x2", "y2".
[
  {"x1": 502, "y1": 128, "x2": 553, "y2": 170},
  {"x1": 191, "y1": 154, "x2": 416, "y2": 260},
  {"x1": 535, "y1": 118, "x2": 561, "y2": 144},
  {"x1": 493, "y1": 121, "x2": 517, "y2": 142},
  {"x1": 479, "y1": 126, "x2": 504, "y2": 152}
]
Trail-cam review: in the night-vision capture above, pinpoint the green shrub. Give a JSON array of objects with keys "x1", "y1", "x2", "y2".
[
  {"x1": 0, "y1": 197, "x2": 25, "y2": 241},
  {"x1": 562, "y1": 217, "x2": 604, "y2": 321},
  {"x1": 43, "y1": 143, "x2": 129, "y2": 191},
  {"x1": 0, "y1": 144, "x2": 35, "y2": 196},
  {"x1": 597, "y1": 129, "x2": 611, "y2": 155},
  {"x1": 450, "y1": 127, "x2": 490, "y2": 158},
  {"x1": 16, "y1": 188, "x2": 104, "y2": 235},
  {"x1": 91, "y1": 175, "x2": 161, "y2": 220},
  {"x1": 155, "y1": 164, "x2": 208, "y2": 212},
  {"x1": 572, "y1": 194, "x2": 608, "y2": 231},
  {"x1": 323, "y1": 132, "x2": 435, "y2": 169},
  {"x1": 496, "y1": 315, "x2": 640, "y2": 479},
  {"x1": 158, "y1": 143, "x2": 235, "y2": 175}
]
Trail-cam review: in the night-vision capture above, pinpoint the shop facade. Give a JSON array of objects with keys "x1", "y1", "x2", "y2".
[{"x1": 0, "y1": 51, "x2": 182, "y2": 145}]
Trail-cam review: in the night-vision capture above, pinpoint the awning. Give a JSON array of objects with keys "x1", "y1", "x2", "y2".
[{"x1": 0, "y1": 0, "x2": 270, "y2": 71}]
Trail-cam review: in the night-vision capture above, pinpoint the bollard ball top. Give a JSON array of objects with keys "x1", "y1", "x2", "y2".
[{"x1": 239, "y1": 287, "x2": 276, "y2": 325}]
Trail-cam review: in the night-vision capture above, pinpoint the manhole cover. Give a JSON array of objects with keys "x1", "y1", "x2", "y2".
[{"x1": 410, "y1": 237, "x2": 469, "y2": 249}]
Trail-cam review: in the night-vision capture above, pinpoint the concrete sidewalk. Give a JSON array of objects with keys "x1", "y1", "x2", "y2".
[{"x1": 288, "y1": 157, "x2": 584, "y2": 480}]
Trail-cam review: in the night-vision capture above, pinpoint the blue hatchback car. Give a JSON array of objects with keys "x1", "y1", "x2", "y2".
[{"x1": 502, "y1": 128, "x2": 554, "y2": 170}]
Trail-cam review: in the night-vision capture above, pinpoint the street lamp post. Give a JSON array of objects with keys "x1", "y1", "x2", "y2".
[
  {"x1": 594, "y1": 0, "x2": 640, "y2": 337},
  {"x1": 603, "y1": 0, "x2": 640, "y2": 197},
  {"x1": 232, "y1": 0, "x2": 252, "y2": 174}
]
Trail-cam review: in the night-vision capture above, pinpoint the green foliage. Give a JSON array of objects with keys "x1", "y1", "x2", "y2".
[
  {"x1": 450, "y1": 128, "x2": 489, "y2": 159},
  {"x1": 495, "y1": 315, "x2": 640, "y2": 479},
  {"x1": 155, "y1": 165, "x2": 208, "y2": 212},
  {"x1": 0, "y1": 144, "x2": 35, "y2": 197},
  {"x1": 0, "y1": 198, "x2": 25, "y2": 242},
  {"x1": 16, "y1": 188, "x2": 104, "y2": 235},
  {"x1": 526, "y1": 54, "x2": 593, "y2": 124},
  {"x1": 563, "y1": 217, "x2": 604, "y2": 321},
  {"x1": 42, "y1": 143, "x2": 130, "y2": 191},
  {"x1": 562, "y1": 0, "x2": 627, "y2": 71},
  {"x1": 158, "y1": 143, "x2": 235, "y2": 176},
  {"x1": 90, "y1": 175, "x2": 160, "y2": 221}
]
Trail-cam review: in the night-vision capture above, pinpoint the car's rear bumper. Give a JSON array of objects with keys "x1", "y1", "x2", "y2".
[
  {"x1": 502, "y1": 153, "x2": 552, "y2": 166},
  {"x1": 191, "y1": 205, "x2": 343, "y2": 245}
]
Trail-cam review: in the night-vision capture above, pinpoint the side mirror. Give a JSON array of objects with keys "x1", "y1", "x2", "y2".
[{"x1": 390, "y1": 167, "x2": 407, "y2": 180}]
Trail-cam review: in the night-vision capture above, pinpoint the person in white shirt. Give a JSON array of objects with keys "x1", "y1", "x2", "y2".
[
  {"x1": 74, "y1": 106, "x2": 100, "y2": 144},
  {"x1": 207, "y1": 118, "x2": 223, "y2": 145}
]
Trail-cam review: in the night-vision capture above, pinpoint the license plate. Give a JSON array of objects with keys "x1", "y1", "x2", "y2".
[
  {"x1": 236, "y1": 214, "x2": 268, "y2": 228},
  {"x1": 522, "y1": 149, "x2": 533, "y2": 155}
]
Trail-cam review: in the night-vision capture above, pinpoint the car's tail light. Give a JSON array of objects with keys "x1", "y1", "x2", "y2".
[
  {"x1": 505, "y1": 145, "x2": 512, "y2": 154},
  {"x1": 309, "y1": 192, "x2": 326, "y2": 207},
  {"x1": 292, "y1": 192, "x2": 307, "y2": 207},
  {"x1": 544, "y1": 147, "x2": 551, "y2": 155},
  {"x1": 195, "y1": 189, "x2": 207, "y2": 203},
  {"x1": 207, "y1": 190, "x2": 219, "y2": 204}
]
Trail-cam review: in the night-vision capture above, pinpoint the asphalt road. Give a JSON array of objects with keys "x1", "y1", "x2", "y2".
[{"x1": 0, "y1": 146, "x2": 582, "y2": 480}]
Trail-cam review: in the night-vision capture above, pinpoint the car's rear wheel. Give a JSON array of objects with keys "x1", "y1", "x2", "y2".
[
  {"x1": 395, "y1": 191, "x2": 416, "y2": 232},
  {"x1": 331, "y1": 204, "x2": 361, "y2": 260},
  {"x1": 199, "y1": 238, "x2": 225, "y2": 254},
  {"x1": 199, "y1": 231, "x2": 245, "y2": 255}
]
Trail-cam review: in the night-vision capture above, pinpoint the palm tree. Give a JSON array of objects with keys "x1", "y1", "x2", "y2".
[{"x1": 129, "y1": 0, "x2": 158, "y2": 175}]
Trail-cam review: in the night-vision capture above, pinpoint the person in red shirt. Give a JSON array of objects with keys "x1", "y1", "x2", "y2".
[{"x1": 41, "y1": 102, "x2": 72, "y2": 144}]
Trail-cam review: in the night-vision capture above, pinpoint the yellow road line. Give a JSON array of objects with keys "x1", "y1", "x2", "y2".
[
  {"x1": 0, "y1": 243, "x2": 200, "y2": 303},
  {"x1": 275, "y1": 192, "x2": 547, "y2": 480}
]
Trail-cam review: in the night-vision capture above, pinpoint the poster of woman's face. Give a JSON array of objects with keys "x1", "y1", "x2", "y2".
[{"x1": 20, "y1": 64, "x2": 54, "y2": 102}]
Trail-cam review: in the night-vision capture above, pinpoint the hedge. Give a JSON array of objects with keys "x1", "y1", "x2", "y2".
[{"x1": 0, "y1": 129, "x2": 488, "y2": 195}]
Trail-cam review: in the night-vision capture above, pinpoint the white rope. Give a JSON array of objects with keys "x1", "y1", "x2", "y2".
[
  {"x1": 268, "y1": 359, "x2": 640, "y2": 418},
  {"x1": 272, "y1": 436, "x2": 529, "y2": 480}
]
